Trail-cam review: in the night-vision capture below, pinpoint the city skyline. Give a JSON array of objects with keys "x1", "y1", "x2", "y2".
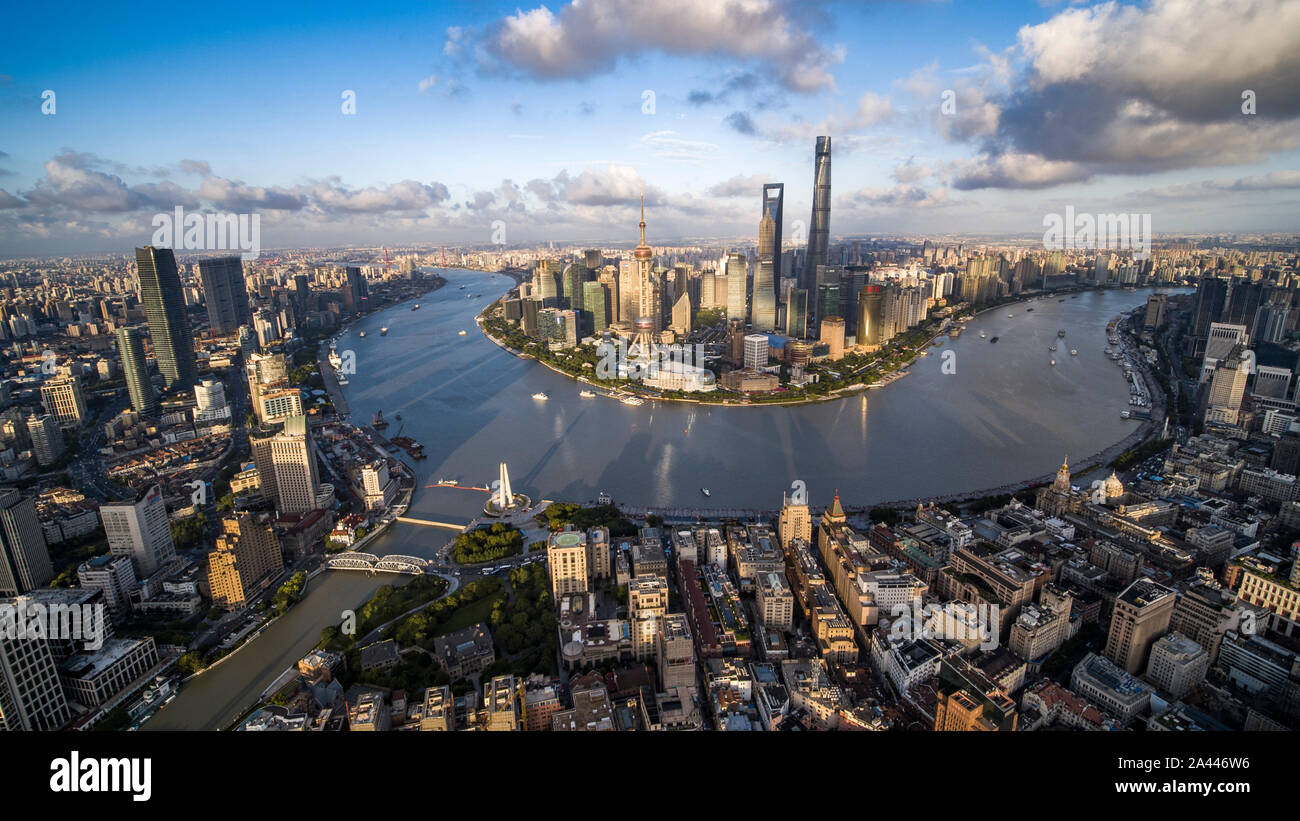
[{"x1": 1, "y1": 0, "x2": 1299, "y2": 258}]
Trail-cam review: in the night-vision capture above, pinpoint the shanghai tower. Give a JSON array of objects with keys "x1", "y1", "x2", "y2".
[{"x1": 807, "y1": 136, "x2": 831, "y2": 289}]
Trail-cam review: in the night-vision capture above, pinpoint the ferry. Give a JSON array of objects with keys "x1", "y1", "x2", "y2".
[
  {"x1": 701, "y1": 488, "x2": 711, "y2": 498},
  {"x1": 532, "y1": 392, "x2": 549, "y2": 401},
  {"x1": 380, "y1": 327, "x2": 389, "y2": 336},
  {"x1": 458, "y1": 330, "x2": 467, "y2": 336},
  {"x1": 621, "y1": 396, "x2": 645, "y2": 406},
  {"x1": 579, "y1": 390, "x2": 596, "y2": 398},
  {"x1": 328, "y1": 348, "x2": 343, "y2": 369}
]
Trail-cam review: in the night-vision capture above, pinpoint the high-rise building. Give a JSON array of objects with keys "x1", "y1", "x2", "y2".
[
  {"x1": 26, "y1": 415, "x2": 64, "y2": 467},
  {"x1": 785, "y1": 288, "x2": 808, "y2": 338},
  {"x1": 725, "y1": 253, "x2": 747, "y2": 321},
  {"x1": 751, "y1": 259, "x2": 776, "y2": 331},
  {"x1": 196, "y1": 256, "x2": 251, "y2": 335},
  {"x1": 76, "y1": 554, "x2": 137, "y2": 620},
  {"x1": 248, "y1": 425, "x2": 280, "y2": 503},
  {"x1": 1205, "y1": 348, "x2": 1251, "y2": 425},
  {"x1": 670, "y1": 289, "x2": 692, "y2": 337},
  {"x1": 756, "y1": 571, "x2": 794, "y2": 629},
  {"x1": 807, "y1": 137, "x2": 832, "y2": 289},
  {"x1": 100, "y1": 484, "x2": 177, "y2": 580},
  {"x1": 760, "y1": 183, "x2": 784, "y2": 280},
  {"x1": 1104, "y1": 579, "x2": 1176, "y2": 675},
  {"x1": 820, "y1": 315, "x2": 846, "y2": 361},
  {"x1": 856, "y1": 285, "x2": 884, "y2": 349},
  {"x1": 582, "y1": 281, "x2": 608, "y2": 334},
  {"x1": 116, "y1": 326, "x2": 158, "y2": 416},
  {"x1": 135, "y1": 246, "x2": 197, "y2": 393},
  {"x1": 343, "y1": 266, "x2": 369, "y2": 314},
  {"x1": 40, "y1": 375, "x2": 87, "y2": 428},
  {"x1": 1145, "y1": 632, "x2": 1209, "y2": 699},
  {"x1": 657, "y1": 613, "x2": 696, "y2": 692},
  {"x1": 629, "y1": 574, "x2": 668, "y2": 661},
  {"x1": 0, "y1": 617, "x2": 71, "y2": 730},
  {"x1": 1144, "y1": 293, "x2": 1167, "y2": 329},
  {"x1": 0, "y1": 489, "x2": 53, "y2": 596},
  {"x1": 547, "y1": 528, "x2": 589, "y2": 596},
  {"x1": 270, "y1": 415, "x2": 322, "y2": 514},
  {"x1": 778, "y1": 492, "x2": 811, "y2": 549},
  {"x1": 933, "y1": 657, "x2": 1018, "y2": 731},
  {"x1": 743, "y1": 334, "x2": 769, "y2": 370},
  {"x1": 206, "y1": 513, "x2": 284, "y2": 610}
]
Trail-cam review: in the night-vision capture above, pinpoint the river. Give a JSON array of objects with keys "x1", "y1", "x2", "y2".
[{"x1": 147, "y1": 268, "x2": 1183, "y2": 729}]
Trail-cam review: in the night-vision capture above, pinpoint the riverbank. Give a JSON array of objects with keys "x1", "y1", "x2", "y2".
[{"x1": 476, "y1": 284, "x2": 1102, "y2": 409}]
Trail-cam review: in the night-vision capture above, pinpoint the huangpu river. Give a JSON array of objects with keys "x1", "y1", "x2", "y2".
[{"x1": 148, "y1": 269, "x2": 1183, "y2": 729}]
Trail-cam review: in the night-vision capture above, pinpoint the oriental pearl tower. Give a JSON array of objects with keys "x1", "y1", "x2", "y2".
[{"x1": 628, "y1": 193, "x2": 657, "y2": 361}]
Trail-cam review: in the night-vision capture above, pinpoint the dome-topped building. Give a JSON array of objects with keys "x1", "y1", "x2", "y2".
[{"x1": 1102, "y1": 471, "x2": 1125, "y2": 501}]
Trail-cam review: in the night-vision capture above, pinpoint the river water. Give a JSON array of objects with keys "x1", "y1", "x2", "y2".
[{"x1": 148, "y1": 269, "x2": 1183, "y2": 729}]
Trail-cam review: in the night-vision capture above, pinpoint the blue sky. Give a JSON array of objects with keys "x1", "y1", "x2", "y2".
[{"x1": 1, "y1": 0, "x2": 1298, "y2": 256}]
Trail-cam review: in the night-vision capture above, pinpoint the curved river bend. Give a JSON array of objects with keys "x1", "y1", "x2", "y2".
[{"x1": 148, "y1": 270, "x2": 1181, "y2": 729}]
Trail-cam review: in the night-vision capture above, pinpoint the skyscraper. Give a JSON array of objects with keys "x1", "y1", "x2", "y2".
[
  {"x1": 197, "y1": 256, "x2": 251, "y2": 335},
  {"x1": 117, "y1": 326, "x2": 158, "y2": 416},
  {"x1": 758, "y1": 183, "x2": 783, "y2": 329},
  {"x1": 807, "y1": 137, "x2": 832, "y2": 290},
  {"x1": 725, "y1": 253, "x2": 747, "y2": 321},
  {"x1": 582, "y1": 281, "x2": 608, "y2": 334},
  {"x1": 100, "y1": 484, "x2": 177, "y2": 580},
  {"x1": 343, "y1": 266, "x2": 369, "y2": 314},
  {"x1": 135, "y1": 246, "x2": 197, "y2": 393},
  {"x1": 39, "y1": 375, "x2": 87, "y2": 428},
  {"x1": 0, "y1": 620, "x2": 71, "y2": 730},
  {"x1": 1104, "y1": 579, "x2": 1176, "y2": 675},
  {"x1": 856, "y1": 285, "x2": 884, "y2": 349},
  {"x1": 206, "y1": 513, "x2": 284, "y2": 610},
  {"x1": 785, "y1": 288, "x2": 808, "y2": 338},
  {"x1": 26, "y1": 415, "x2": 64, "y2": 467},
  {"x1": 271, "y1": 415, "x2": 322, "y2": 513},
  {"x1": 751, "y1": 259, "x2": 776, "y2": 331},
  {"x1": 0, "y1": 489, "x2": 53, "y2": 596}
]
